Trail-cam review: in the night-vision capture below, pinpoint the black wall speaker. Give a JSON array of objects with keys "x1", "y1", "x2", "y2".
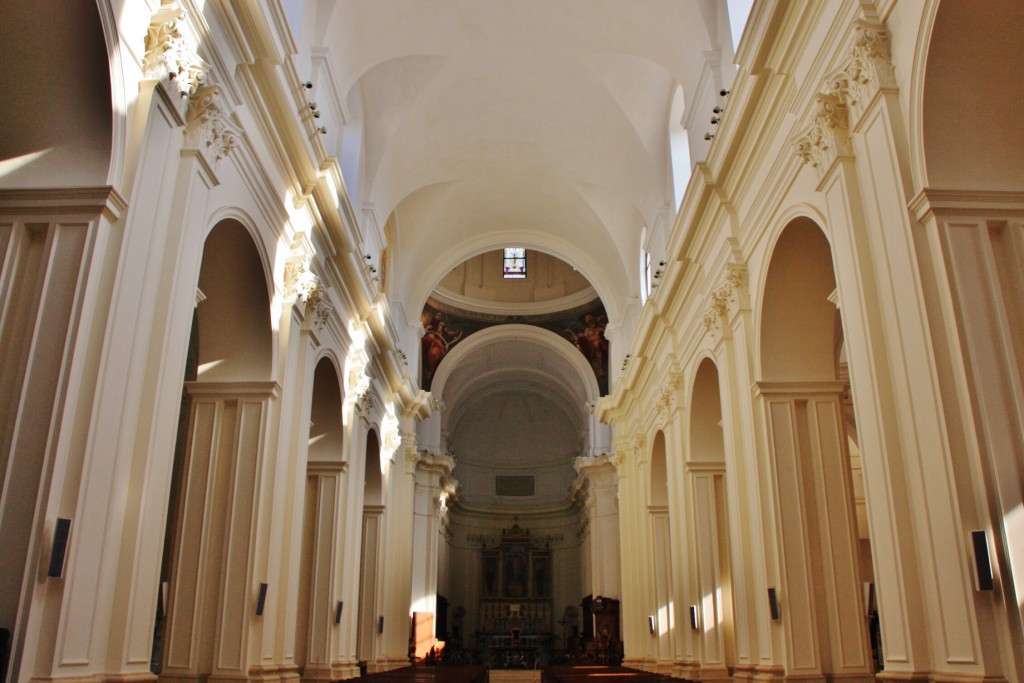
[
  {"x1": 256, "y1": 583, "x2": 268, "y2": 616},
  {"x1": 689, "y1": 605, "x2": 699, "y2": 630},
  {"x1": 335, "y1": 600, "x2": 344, "y2": 624},
  {"x1": 972, "y1": 530, "x2": 994, "y2": 591},
  {"x1": 647, "y1": 615, "x2": 655, "y2": 634},
  {"x1": 47, "y1": 518, "x2": 72, "y2": 579},
  {"x1": 767, "y1": 588, "x2": 780, "y2": 620},
  {"x1": 378, "y1": 616, "x2": 385, "y2": 633}
]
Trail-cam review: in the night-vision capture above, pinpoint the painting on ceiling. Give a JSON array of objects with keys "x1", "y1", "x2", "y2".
[{"x1": 420, "y1": 299, "x2": 609, "y2": 395}]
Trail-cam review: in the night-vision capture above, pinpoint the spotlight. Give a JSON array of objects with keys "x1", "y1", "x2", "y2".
[
  {"x1": 720, "y1": 88, "x2": 731, "y2": 96},
  {"x1": 302, "y1": 81, "x2": 313, "y2": 89}
]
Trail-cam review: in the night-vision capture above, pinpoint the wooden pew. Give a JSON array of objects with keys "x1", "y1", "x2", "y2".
[
  {"x1": 356, "y1": 664, "x2": 487, "y2": 682},
  {"x1": 541, "y1": 665, "x2": 675, "y2": 683}
]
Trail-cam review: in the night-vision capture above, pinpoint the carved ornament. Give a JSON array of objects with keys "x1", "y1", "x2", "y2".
[
  {"x1": 794, "y1": 95, "x2": 853, "y2": 174},
  {"x1": 143, "y1": 3, "x2": 208, "y2": 97},
  {"x1": 184, "y1": 85, "x2": 238, "y2": 162}
]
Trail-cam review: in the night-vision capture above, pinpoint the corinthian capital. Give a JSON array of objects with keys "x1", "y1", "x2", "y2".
[
  {"x1": 143, "y1": 2, "x2": 208, "y2": 96},
  {"x1": 793, "y1": 94, "x2": 853, "y2": 177},
  {"x1": 184, "y1": 84, "x2": 238, "y2": 162}
]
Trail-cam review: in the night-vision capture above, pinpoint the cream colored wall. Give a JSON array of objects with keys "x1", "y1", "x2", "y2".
[
  {"x1": 438, "y1": 250, "x2": 594, "y2": 305},
  {"x1": 598, "y1": 1, "x2": 1023, "y2": 681},
  {"x1": 1, "y1": 2, "x2": 1022, "y2": 683}
]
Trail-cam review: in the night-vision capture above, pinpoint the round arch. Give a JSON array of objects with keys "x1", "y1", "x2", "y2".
[
  {"x1": 688, "y1": 357, "x2": 725, "y2": 463},
  {"x1": 0, "y1": 1, "x2": 113, "y2": 189},
  {"x1": 195, "y1": 219, "x2": 274, "y2": 382},
  {"x1": 407, "y1": 230, "x2": 627, "y2": 327},
  {"x1": 910, "y1": 0, "x2": 1024, "y2": 192}
]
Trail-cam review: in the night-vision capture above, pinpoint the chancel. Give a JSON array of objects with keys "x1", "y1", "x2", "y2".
[{"x1": 1, "y1": 2, "x2": 1022, "y2": 683}]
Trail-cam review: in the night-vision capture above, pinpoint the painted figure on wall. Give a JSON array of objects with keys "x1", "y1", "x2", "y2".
[
  {"x1": 421, "y1": 310, "x2": 463, "y2": 385},
  {"x1": 574, "y1": 314, "x2": 608, "y2": 378}
]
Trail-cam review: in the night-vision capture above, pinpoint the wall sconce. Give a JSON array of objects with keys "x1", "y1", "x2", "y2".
[
  {"x1": 47, "y1": 517, "x2": 72, "y2": 579},
  {"x1": 256, "y1": 582, "x2": 269, "y2": 616},
  {"x1": 767, "y1": 588, "x2": 780, "y2": 620},
  {"x1": 335, "y1": 600, "x2": 344, "y2": 624},
  {"x1": 972, "y1": 530, "x2": 994, "y2": 591},
  {"x1": 689, "y1": 605, "x2": 699, "y2": 630}
]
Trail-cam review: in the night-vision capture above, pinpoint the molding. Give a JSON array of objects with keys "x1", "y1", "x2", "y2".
[
  {"x1": 909, "y1": 189, "x2": 1024, "y2": 222},
  {"x1": 184, "y1": 380, "x2": 282, "y2": 399},
  {"x1": 306, "y1": 460, "x2": 348, "y2": 475},
  {"x1": 0, "y1": 186, "x2": 128, "y2": 221},
  {"x1": 753, "y1": 380, "x2": 847, "y2": 398}
]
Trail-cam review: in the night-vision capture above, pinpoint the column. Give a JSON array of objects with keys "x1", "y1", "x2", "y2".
[
  {"x1": 409, "y1": 454, "x2": 456, "y2": 659},
  {"x1": 687, "y1": 462, "x2": 731, "y2": 683},
  {"x1": 373, "y1": 410, "x2": 418, "y2": 672},
  {"x1": 573, "y1": 456, "x2": 622, "y2": 606},
  {"x1": 755, "y1": 382, "x2": 872, "y2": 683},
  {"x1": 701, "y1": 262, "x2": 766, "y2": 682},
  {"x1": 161, "y1": 381, "x2": 280, "y2": 683},
  {"x1": 334, "y1": 342, "x2": 371, "y2": 679},
  {"x1": 910, "y1": 189, "x2": 1024, "y2": 674},
  {"x1": 301, "y1": 461, "x2": 348, "y2": 682}
]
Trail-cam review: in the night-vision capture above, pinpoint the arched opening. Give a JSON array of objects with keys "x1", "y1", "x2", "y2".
[
  {"x1": 159, "y1": 219, "x2": 275, "y2": 679},
  {"x1": 0, "y1": 0, "x2": 112, "y2": 187},
  {"x1": 357, "y1": 429, "x2": 383, "y2": 665},
  {"x1": 922, "y1": 0, "x2": 1024, "y2": 191},
  {"x1": 758, "y1": 219, "x2": 874, "y2": 676},
  {"x1": 296, "y1": 357, "x2": 346, "y2": 676},
  {"x1": 687, "y1": 358, "x2": 735, "y2": 673},
  {"x1": 668, "y1": 84, "x2": 692, "y2": 212}
]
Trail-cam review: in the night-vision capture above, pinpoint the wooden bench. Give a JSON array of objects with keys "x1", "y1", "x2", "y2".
[
  {"x1": 356, "y1": 664, "x2": 487, "y2": 682},
  {"x1": 541, "y1": 665, "x2": 675, "y2": 683}
]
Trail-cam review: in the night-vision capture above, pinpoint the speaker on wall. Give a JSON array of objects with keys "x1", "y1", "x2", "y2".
[
  {"x1": 971, "y1": 530, "x2": 994, "y2": 591},
  {"x1": 689, "y1": 605, "x2": 699, "y2": 630},
  {"x1": 256, "y1": 583, "x2": 268, "y2": 616},
  {"x1": 647, "y1": 615, "x2": 655, "y2": 634},
  {"x1": 47, "y1": 518, "x2": 72, "y2": 579},
  {"x1": 334, "y1": 600, "x2": 344, "y2": 624},
  {"x1": 767, "y1": 588, "x2": 780, "y2": 620}
]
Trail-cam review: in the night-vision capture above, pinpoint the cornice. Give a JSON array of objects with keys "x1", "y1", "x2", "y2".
[{"x1": 0, "y1": 187, "x2": 128, "y2": 221}]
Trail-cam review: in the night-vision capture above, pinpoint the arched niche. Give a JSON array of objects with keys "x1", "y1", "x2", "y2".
[
  {"x1": 650, "y1": 431, "x2": 668, "y2": 507},
  {"x1": 196, "y1": 220, "x2": 273, "y2": 382},
  {"x1": 364, "y1": 429, "x2": 382, "y2": 506},
  {"x1": 759, "y1": 218, "x2": 838, "y2": 382},
  {"x1": 689, "y1": 358, "x2": 725, "y2": 463},
  {"x1": 309, "y1": 357, "x2": 344, "y2": 462},
  {"x1": 922, "y1": 0, "x2": 1024, "y2": 191},
  {"x1": 0, "y1": 1, "x2": 112, "y2": 188}
]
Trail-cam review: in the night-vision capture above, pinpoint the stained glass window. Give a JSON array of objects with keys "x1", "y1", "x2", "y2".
[{"x1": 503, "y1": 247, "x2": 526, "y2": 278}]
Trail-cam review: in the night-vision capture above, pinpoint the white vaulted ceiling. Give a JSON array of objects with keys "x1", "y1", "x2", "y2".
[{"x1": 310, "y1": 0, "x2": 722, "y2": 321}]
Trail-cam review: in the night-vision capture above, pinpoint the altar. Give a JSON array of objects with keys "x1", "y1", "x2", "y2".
[{"x1": 475, "y1": 523, "x2": 554, "y2": 668}]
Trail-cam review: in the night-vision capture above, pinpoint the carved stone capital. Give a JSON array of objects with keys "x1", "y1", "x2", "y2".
[
  {"x1": 143, "y1": 3, "x2": 208, "y2": 97},
  {"x1": 793, "y1": 94, "x2": 853, "y2": 177},
  {"x1": 284, "y1": 258, "x2": 320, "y2": 304},
  {"x1": 701, "y1": 263, "x2": 747, "y2": 340},
  {"x1": 184, "y1": 85, "x2": 238, "y2": 163},
  {"x1": 822, "y1": 21, "x2": 897, "y2": 129}
]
